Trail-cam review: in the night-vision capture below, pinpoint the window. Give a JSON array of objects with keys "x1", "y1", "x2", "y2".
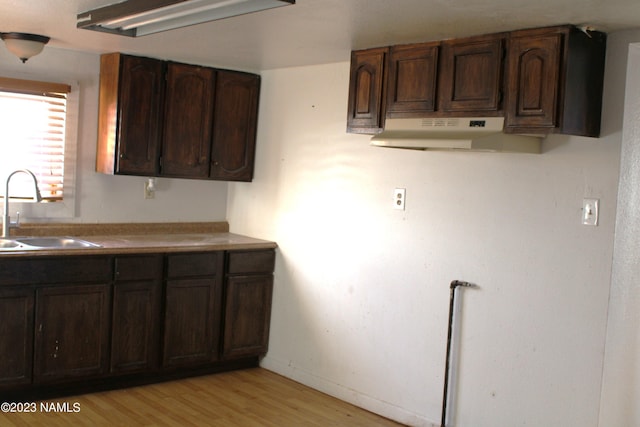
[
  {"x1": 0, "y1": 77, "x2": 71, "y2": 202},
  {"x1": 0, "y1": 76, "x2": 78, "y2": 220}
]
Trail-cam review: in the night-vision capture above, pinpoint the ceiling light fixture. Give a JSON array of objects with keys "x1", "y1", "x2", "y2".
[
  {"x1": 0, "y1": 32, "x2": 50, "y2": 63},
  {"x1": 77, "y1": 0, "x2": 295, "y2": 37}
]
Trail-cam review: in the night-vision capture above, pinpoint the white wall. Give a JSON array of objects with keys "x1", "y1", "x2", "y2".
[
  {"x1": 227, "y1": 33, "x2": 628, "y2": 426},
  {"x1": 0, "y1": 47, "x2": 228, "y2": 223},
  {"x1": 599, "y1": 31, "x2": 640, "y2": 427}
]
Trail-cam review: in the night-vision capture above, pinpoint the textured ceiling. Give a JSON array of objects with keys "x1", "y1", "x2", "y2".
[{"x1": 1, "y1": 0, "x2": 639, "y2": 72}]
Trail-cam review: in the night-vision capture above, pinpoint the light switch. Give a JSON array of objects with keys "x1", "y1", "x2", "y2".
[{"x1": 582, "y1": 198, "x2": 599, "y2": 226}]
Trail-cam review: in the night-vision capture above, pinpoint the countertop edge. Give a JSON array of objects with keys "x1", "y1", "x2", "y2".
[
  {"x1": 0, "y1": 242, "x2": 278, "y2": 258},
  {"x1": 0, "y1": 227, "x2": 278, "y2": 258}
]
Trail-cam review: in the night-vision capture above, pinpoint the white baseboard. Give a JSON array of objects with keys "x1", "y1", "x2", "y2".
[{"x1": 260, "y1": 356, "x2": 438, "y2": 427}]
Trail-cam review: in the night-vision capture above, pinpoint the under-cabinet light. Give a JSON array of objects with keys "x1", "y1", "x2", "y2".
[{"x1": 77, "y1": 0, "x2": 295, "y2": 37}]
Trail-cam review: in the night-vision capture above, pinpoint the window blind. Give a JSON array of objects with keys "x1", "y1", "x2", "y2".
[{"x1": 0, "y1": 77, "x2": 71, "y2": 202}]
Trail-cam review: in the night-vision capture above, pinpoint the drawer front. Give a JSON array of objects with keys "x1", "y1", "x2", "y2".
[
  {"x1": 227, "y1": 250, "x2": 275, "y2": 275},
  {"x1": 167, "y1": 252, "x2": 222, "y2": 278},
  {"x1": 115, "y1": 255, "x2": 163, "y2": 281},
  {"x1": 0, "y1": 256, "x2": 112, "y2": 286}
]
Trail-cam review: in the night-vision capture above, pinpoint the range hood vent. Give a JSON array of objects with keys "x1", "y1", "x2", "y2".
[{"x1": 371, "y1": 117, "x2": 542, "y2": 153}]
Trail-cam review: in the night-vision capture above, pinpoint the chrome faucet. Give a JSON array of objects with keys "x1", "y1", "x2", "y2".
[{"x1": 2, "y1": 169, "x2": 42, "y2": 238}]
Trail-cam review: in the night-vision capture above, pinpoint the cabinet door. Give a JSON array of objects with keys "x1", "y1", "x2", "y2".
[
  {"x1": 210, "y1": 71, "x2": 260, "y2": 182},
  {"x1": 163, "y1": 278, "x2": 222, "y2": 367},
  {"x1": 111, "y1": 255, "x2": 162, "y2": 374},
  {"x1": 222, "y1": 275, "x2": 274, "y2": 359},
  {"x1": 0, "y1": 287, "x2": 34, "y2": 388},
  {"x1": 386, "y1": 42, "x2": 439, "y2": 118},
  {"x1": 504, "y1": 33, "x2": 562, "y2": 130},
  {"x1": 111, "y1": 281, "x2": 161, "y2": 374},
  {"x1": 97, "y1": 53, "x2": 164, "y2": 176},
  {"x1": 161, "y1": 63, "x2": 215, "y2": 178},
  {"x1": 223, "y1": 249, "x2": 275, "y2": 359},
  {"x1": 438, "y1": 35, "x2": 504, "y2": 113},
  {"x1": 34, "y1": 284, "x2": 111, "y2": 383},
  {"x1": 117, "y1": 55, "x2": 164, "y2": 175},
  {"x1": 346, "y1": 47, "x2": 388, "y2": 134}
]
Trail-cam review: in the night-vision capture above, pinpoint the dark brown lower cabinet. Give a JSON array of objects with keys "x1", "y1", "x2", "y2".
[
  {"x1": 34, "y1": 284, "x2": 111, "y2": 383},
  {"x1": 0, "y1": 287, "x2": 34, "y2": 388},
  {"x1": 110, "y1": 255, "x2": 163, "y2": 374},
  {"x1": 0, "y1": 248, "x2": 275, "y2": 396},
  {"x1": 163, "y1": 252, "x2": 224, "y2": 368},
  {"x1": 223, "y1": 275, "x2": 274, "y2": 359},
  {"x1": 163, "y1": 278, "x2": 222, "y2": 367},
  {"x1": 223, "y1": 250, "x2": 275, "y2": 359}
]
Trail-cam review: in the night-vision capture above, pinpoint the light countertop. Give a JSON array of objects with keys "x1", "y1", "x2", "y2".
[{"x1": 0, "y1": 222, "x2": 276, "y2": 257}]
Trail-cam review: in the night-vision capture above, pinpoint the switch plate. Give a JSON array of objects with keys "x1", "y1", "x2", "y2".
[
  {"x1": 394, "y1": 188, "x2": 406, "y2": 210},
  {"x1": 582, "y1": 198, "x2": 599, "y2": 226}
]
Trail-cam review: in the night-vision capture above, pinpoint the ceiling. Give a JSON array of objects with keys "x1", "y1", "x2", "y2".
[{"x1": 1, "y1": 0, "x2": 640, "y2": 72}]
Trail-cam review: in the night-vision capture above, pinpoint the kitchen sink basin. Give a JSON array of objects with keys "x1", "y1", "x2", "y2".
[
  {"x1": 0, "y1": 237, "x2": 102, "y2": 251},
  {"x1": 0, "y1": 239, "x2": 21, "y2": 249}
]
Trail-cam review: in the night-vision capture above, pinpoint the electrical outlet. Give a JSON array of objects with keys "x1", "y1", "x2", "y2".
[
  {"x1": 144, "y1": 180, "x2": 155, "y2": 199},
  {"x1": 394, "y1": 188, "x2": 406, "y2": 210}
]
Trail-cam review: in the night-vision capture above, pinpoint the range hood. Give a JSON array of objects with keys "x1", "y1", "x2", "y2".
[{"x1": 371, "y1": 117, "x2": 542, "y2": 154}]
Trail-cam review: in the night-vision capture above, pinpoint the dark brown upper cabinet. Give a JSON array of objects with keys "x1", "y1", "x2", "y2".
[
  {"x1": 161, "y1": 63, "x2": 215, "y2": 179},
  {"x1": 346, "y1": 25, "x2": 606, "y2": 138},
  {"x1": 386, "y1": 42, "x2": 439, "y2": 118},
  {"x1": 346, "y1": 47, "x2": 388, "y2": 134},
  {"x1": 438, "y1": 33, "x2": 504, "y2": 114},
  {"x1": 210, "y1": 70, "x2": 260, "y2": 182},
  {"x1": 96, "y1": 53, "x2": 261, "y2": 181},
  {"x1": 96, "y1": 54, "x2": 164, "y2": 176},
  {"x1": 505, "y1": 33, "x2": 560, "y2": 130},
  {"x1": 504, "y1": 25, "x2": 606, "y2": 137}
]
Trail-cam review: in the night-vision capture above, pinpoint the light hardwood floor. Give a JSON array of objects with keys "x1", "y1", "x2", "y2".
[{"x1": 0, "y1": 368, "x2": 404, "y2": 426}]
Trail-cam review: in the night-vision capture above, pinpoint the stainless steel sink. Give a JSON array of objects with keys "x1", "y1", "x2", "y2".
[
  {"x1": 0, "y1": 237, "x2": 102, "y2": 251},
  {"x1": 0, "y1": 239, "x2": 21, "y2": 249}
]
